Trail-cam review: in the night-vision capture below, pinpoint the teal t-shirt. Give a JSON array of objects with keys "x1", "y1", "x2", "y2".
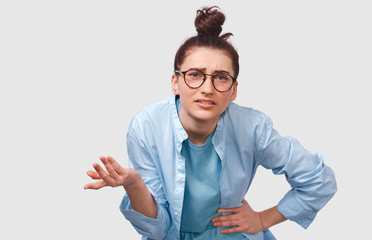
[
  {"x1": 177, "y1": 97, "x2": 247, "y2": 239},
  {"x1": 180, "y1": 131, "x2": 220, "y2": 233}
]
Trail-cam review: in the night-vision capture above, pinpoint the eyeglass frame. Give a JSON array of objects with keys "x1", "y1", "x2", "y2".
[{"x1": 174, "y1": 69, "x2": 237, "y2": 93}]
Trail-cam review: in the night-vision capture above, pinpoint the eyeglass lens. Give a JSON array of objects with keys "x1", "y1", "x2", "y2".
[{"x1": 184, "y1": 70, "x2": 233, "y2": 92}]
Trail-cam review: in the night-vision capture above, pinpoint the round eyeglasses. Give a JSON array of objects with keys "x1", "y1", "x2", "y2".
[{"x1": 174, "y1": 69, "x2": 236, "y2": 92}]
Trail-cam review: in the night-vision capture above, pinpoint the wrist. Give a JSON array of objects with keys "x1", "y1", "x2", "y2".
[
  {"x1": 259, "y1": 206, "x2": 287, "y2": 230},
  {"x1": 257, "y1": 211, "x2": 267, "y2": 231},
  {"x1": 123, "y1": 169, "x2": 142, "y2": 189}
]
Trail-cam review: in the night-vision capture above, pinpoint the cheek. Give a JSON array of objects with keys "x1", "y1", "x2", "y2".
[
  {"x1": 221, "y1": 93, "x2": 233, "y2": 103},
  {"x1": 178, "y1": 83, "x2": 195, "y2": 97},
  {"x1": 179, "y1": 91, "x2": 190, "y2": 106},
  {"x1": 218, "y1": 94, "x2": 234, "y2": 110}
]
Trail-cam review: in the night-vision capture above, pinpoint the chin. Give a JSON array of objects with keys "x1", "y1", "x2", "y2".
[{"x1": 192, "y1": 110, "x2": 220, "y2": 122}]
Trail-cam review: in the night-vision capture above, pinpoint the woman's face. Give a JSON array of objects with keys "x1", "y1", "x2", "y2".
[{"x1": 172, "y1": 47, "x2": 238, "y2": 124}]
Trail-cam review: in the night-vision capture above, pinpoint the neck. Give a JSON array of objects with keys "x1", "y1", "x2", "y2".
[{"x1": 179, "y1": 108, "x2": 218, "y2": 145}]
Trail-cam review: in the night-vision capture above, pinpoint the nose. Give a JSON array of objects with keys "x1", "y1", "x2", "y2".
[{"x1": 200, "y1": 74, "x2": 214, "y2": 94}]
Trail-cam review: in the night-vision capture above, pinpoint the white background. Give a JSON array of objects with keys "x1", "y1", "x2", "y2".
[{"x1": 1, "y1": 0, "x2": 371, "y2": 239}]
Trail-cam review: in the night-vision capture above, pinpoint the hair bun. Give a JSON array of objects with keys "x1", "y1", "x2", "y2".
[{"x1": 195, "y1": 6, "x2": 225, "y2": 37}]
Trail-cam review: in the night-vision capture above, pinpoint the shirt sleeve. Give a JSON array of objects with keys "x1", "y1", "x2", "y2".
[
  {"x1": 119, "y1": 120, "x2": 171, "y2": 239},
  {"x1": 257, "y1": 116, "x2": 337, "y2": 229}
]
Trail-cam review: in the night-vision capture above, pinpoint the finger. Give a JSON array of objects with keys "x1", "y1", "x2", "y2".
[
  {"x1": 220, "y1": 226, "x2": 244, "y2": 234},
  {"x1": 93, "y1": 162, "x2": 112, "y2": 183},
  {"x1": 86, "y1": 170, "x2": 101, "y2": 179},
  {"x1": 212, "y1": 214, "x2": 238, "y2": 223},
  {"x1": 106, "y1": 156, "x2": 123, "y2": 173},
  {"x1": 213, "y1": 219, "x2": 239, "y2": 228},
  {"x1": 93, "y1": 162, "x2": 118, "y2": 186},
  {"x1": 100, "y1": 156, "x2": 118, "y2": 177},
  {"x1": 243, "y1": 199, "x2": 248, "y2": 205},
  {"x1": 84, "y1": 179, "x2": 107, "y2": 190}
]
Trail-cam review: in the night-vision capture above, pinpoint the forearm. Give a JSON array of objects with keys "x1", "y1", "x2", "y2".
[
  {"x1": 259, "y1": 205, "x2": 287, "y2": 230},
  {"x1": 120, "y1": 172, "x2": 169, "y2": 239},
  {"x1": 124, "y1": 175, "x2": 158, "y2": 218}
]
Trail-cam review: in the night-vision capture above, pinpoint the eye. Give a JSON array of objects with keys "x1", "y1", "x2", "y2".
[
  {"x1": 215, "y1": 74, "x2": 229, "y2": 81},
  {"x1": 186, "y1": 70, "x2": 203, "y2": 79}
]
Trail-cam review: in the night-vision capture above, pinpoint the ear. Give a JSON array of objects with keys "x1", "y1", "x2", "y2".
[
  {"x1": 229, "y1": 81, "x2": 238, "y2": 101},
  {"x1": 171, "y1": 74, "x2": 180, "y2": 95}
]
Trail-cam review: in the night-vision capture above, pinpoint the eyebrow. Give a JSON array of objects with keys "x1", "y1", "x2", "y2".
[{"x1": 187, "y1": 67, "x2": 231, "y2": 75}]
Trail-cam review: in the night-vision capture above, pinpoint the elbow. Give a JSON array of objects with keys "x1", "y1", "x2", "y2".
[{"x1": 120, "y1": 195, "x2": 170, "y2": 239}]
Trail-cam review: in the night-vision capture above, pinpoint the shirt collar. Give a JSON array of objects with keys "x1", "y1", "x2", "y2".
[{"x1": 170, "y1": 95, "x2": 188, "y2": 150}]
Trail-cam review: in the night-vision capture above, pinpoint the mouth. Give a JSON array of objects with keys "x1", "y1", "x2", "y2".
[{"x1": 195, "y1": 99, "x2": 216, "y2": 105}]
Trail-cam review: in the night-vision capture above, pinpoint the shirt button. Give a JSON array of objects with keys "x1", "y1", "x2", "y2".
[
  {"x1": 177, "y1": 143, "x2": 180, "y2": 147},
  {"x1": 174, "y1": 212, "x2": 179, "y2": 216}
]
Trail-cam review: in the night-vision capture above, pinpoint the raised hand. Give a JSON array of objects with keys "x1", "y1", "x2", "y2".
[{"x1": 84, "y1": 156, "x2": 141, "y2": 190}]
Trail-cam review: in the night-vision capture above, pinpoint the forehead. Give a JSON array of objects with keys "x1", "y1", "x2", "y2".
[{"x1": 181, "y1": 47, "x2": 234, "y2": 73}]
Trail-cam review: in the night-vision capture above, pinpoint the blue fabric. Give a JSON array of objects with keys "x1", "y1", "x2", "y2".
[
  {"x1": 180, "y1": 133, "x2": 248, "y2": 239},
  {"x1": 120, "y1": 95, "x2": 337, "y2": 240},
  {"x1": 180, "y1": 133, "x2": 222, "y2": 233},
  {"x1": 180, "y1": 216, "x2": 248, "y2": 240},
  {"x1": 177, "y1": 96, "x2": 247, "y2": 239}
]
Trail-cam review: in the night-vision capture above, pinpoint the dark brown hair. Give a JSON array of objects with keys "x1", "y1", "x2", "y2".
[{"x1": 174, "y1": 6, "x2": 239, "y2": 78}]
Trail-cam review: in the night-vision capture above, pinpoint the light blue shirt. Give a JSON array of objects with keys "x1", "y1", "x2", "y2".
[
  {"x1": 120, "y1": 95, "x2": 337, "y2": 240},
  {"x1": 177, "y1": 96, "x2": 247, "y2": 239},
  {"x1": 180, "y1": 132, "x2": 249, "y2": 240}
]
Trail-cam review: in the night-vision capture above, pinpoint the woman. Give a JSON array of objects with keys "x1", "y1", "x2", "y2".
[{"x1": 84, "y1": 6, "x2": 337, "y2": 240}]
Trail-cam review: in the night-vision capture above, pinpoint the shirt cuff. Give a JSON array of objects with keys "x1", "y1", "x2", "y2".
[
  {"x1": 119, "y1": 194, "x2": 169, "y2": 239},
  {"x1": 277, "y1": 190, "x2": 317, "y2": 229}
]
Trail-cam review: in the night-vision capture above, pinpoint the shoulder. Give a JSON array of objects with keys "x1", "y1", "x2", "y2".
[
  {"x1": 221, "y1": 102, "x2": 274, "y2": 146},
  {"x1": 224, "y1": 101, "x2": 272, "y2": 126},
  {"x1": 137, "y1": 95, "x2": 174, "y2": 115},
  {"x1": 128, "y1": 95, "x2": 176, "y2": 134}
]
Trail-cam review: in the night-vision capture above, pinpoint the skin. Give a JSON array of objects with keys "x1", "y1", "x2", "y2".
[
  {"x1": 84, "y1": 156, "x2": 157, "y2": 218},
  {"x1": 171, "y1": 47, "x2": 237, "y2": 145},
  {"x1": 84, "y1": 46, "x2": 287, "y2": 234}
]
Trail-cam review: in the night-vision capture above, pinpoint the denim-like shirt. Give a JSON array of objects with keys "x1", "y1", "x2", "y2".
[{"x1": 120, "y1": 95, "x2": 337, "y2": 240}]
